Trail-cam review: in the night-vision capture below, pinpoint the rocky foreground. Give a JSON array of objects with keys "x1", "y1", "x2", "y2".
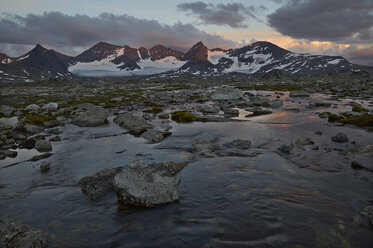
[{"x1": 0, "y1": 72, "x2": 373, "y2": 247}]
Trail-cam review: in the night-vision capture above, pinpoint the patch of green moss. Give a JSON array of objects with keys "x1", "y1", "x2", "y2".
[
  {"x1": 328, "y1": 113, "x2": 343, "y2": 122},
  {"x1": 352, "y1": 105, "x2": 368, "y2": 113},
  {"x1": 151, "y1": 106, "x2": 163, "y2": 113},
  {"x1": 171, "y1": 111, "x2": 195, "y2": 123},
  {"x1": 21, "y1": 114, "x2": 56, "y2": 125},
  {"x1": 339, "y1": 114, "x2": 373, "y2": 127}
]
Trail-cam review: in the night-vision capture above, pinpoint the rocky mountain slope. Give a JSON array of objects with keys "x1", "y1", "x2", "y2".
[{"x1": 0, "y1": 41, "x2": 371, "y2": 82}]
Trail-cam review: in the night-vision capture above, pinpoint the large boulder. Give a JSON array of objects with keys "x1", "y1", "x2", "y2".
[
  {"x1": 331, "y1": 132, "x2": 349, "y2": 143},
  {"x1": 35, "y1": 140, "x2": 52, "y2": 152},
  {"x1": 78, "y1": 167, "x2": 122, "y2": 200},
  {"x1": 114, "y1": 113, "x2": 153, "y2": 135},
  {"x1": 114, "y1": 160, "x2": 183, "y2": 207},
  {"x1": 211, "y1": 87, "x2": 243, "y2": 100},
  {"x1": 141, "y1": 129, "x2": 171, "y2": 144},
  {"x1": 72, "y1": 105, "x2": 109, "y2": 127},
  {"x1": 0, "y1": 216, "x2": 51, "y2": 248}
]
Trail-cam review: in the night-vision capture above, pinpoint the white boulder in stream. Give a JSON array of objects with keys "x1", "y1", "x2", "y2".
[{"x1": 114, "y1": 160, "x2": 181, "y2": 207}]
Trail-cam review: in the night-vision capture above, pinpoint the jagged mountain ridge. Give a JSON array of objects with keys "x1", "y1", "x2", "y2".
[{"x1": 0, "y1": 41, "x2": 371, "y2": 82}]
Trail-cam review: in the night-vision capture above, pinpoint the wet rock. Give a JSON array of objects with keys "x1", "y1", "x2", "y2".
[
  {"x1": 223, "y1": 108, "x2": 239, "y2": 117},
  {"x1": 351, "y1": 161, "x2": 364, "y2": 170},
  {"x1": 0, "y1": 150, "x2": 17, "y2": 158},
  {"x1": 114, "y1": 113, "x2": 153, "y2": 135},
  {"x1": 269, "y1": 100, "x2": 283, "y2": 108},
  {"x1": 0, "y1": 117, "x2": 19, "y2": 130},
  {"x1": 39, "y1": 161, "x2": 51, "y2": 172},
  {"x1": 78, "y1": 167, "x2": 122, "y2": 200},
  {"x1": 141, "y1": 129, "x2": 171, "y2": 144},
  {"x1": 0, "y1": 216, "x2": 51, "y2": 248},
  {"x1": 289, "y1": 91, "x2": 310, "y2": 97},
  {"x1": 211, "y1": 87, "x2": 243, "y2": 100},
  {"x1": 28, "y1": 153, "x2": 53, "y2": 162},
  {"x1": 278, "y1": 142, "x2": 294, "y2": 154},
  {"x1": 355, "y1": 205, "x2": 373, "y2": 229},
  {"x1": 295, "y1": 136, "x2": 314, "y2": 146},
  {"x1": 223, "y1": 139, "x2": 251, "y2": 150},
  {"x1": 331, "y1": 132, "x2": 349, "y2": 143},
  {"x1": 19, "y1": 138, "x2": 36, "y2": 149},
  {"x1": 245, "y1": 108, "x2": 272, "y2": 117},
  {"x1": 72, "y1": 105, "x2": 109, "y2": 127},
  {"x1": 142, "y1": 113, "x2": 153, "y2": 121},
  {"x1": 35, "y1": 140, "x2": 52, "y2": 152},
  {"x1": 49, "y1": 136, "x2": 61, "y2": 142},
  {"x1": 114, "y1": 160, "x2": 181, "y2": 207}
]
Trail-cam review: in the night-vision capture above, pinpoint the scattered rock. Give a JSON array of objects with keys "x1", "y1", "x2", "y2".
[
  {"x1": 223, "y1": 108, "x2": 239, "y2": 117},
  {"x1": 295, "y1": 136, "x2": 314, "y2": 146},
  {"x1": 141, "y1": 129, "x2": 171, "y2": 144},
  {"x1": 0, "y1": 117, "x2": 19, "y2": 130},
  {"x1": 25, "y1": 104, "x2": 40, "y2": 112},
  {"x1": 35, "y1": 140, "x2": 52, "y2": 152},
  {"x1": 72, "y1": 105, "x2": 109, "y2": 127},
  {"x1": 19, "y1": 138, "x2": 36, "y2": 149},
  {"x1": 158, "y1": 113, "x2": 169, "y2": 119},
  {"x1": 0, "y1": 216, "x2": 51, "y2": 248},
  {"x1": 39, "y1": 161, "x2": 51, "y2": 172},
  {"x1": 114, "y1": 113, "x2": 153, "y2": 135},
  {"x1": 114, "y1": 160, "x2": 182, "y2": 207},
  {"x1": 331, "y1": 132, "x2": 349, "y2": 143},
  {"x1": 28, "y1": 153, "x2": 52, "y2": 162},
  {"x1": 289, "y1": 91, "x2": 310, "y2": 97},
  {"x1": 278, "y1": 143, "x2": 294, "y2": 154},
  {"x1": 223, "y1": 139, "x2": 251, "y2": 150},
  {"x1": 211, "y1": 87, "x2": 243, "y2": 100},
  {"x1": 24, "y1": 124, "x2": 44, "y2": 134},
  {"x1": 41, "y1": 102, "x2": 58, "y2": 111},
  {"x1": 78, "y1": 167, "x2": 122, "y2": 200}
]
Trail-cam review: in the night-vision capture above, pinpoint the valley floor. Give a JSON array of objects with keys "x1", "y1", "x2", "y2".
[{"x1": 0, "y1": 74, "x2": 373, "y2": 247}]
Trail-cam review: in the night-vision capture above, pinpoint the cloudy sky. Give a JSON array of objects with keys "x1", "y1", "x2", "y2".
[{"x1": 0, "y1": 0, "x2": 372, "y2": 65}]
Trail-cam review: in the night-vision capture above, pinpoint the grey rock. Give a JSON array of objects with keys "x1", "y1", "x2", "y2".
[
  {"x1": 245, "y1": 108, "x2": 272, "y2": 117},
  {"x1": 158, "y1": 113, "x2": 170, "y2": 119},
  {"x1": 200, "y1": 105, "x2": 220, "y2": 114},
  {"x1": 0, "y1": 216, "x2": 51, "y2": 248},
  {"x1": 211, "y1": 87, "x2": 243, "y2": 100},
  {"x1": 72, "y1": 105, "x2": 109, "y2": 127},
  {"x1": 28, "y1": 153, "x2": 52, "y2": 162},
  {"x1": 78, "y1": 167, "x2": 122, "y2": 200},
  {"x1": 114, "y1": 160, "x2": 182, "y2": 207},
  {"x1": 295, "y1": 136, "x2": 314, "y2": 146},
  {"x1": 41, "y1": 102, "x2": 58, "y2": 111},
  {"x1": 19, "y1": 138, "x2": 36, "y2": 149},
  {"x1": 39, "y1": 161, "x2": 51, "y2": 172},
  {"x1": 331, "y1": 132, "x2": 349, "y2": 143},
  {"x1": 289, "y1": 91, "x2": 310, "y2": 97},
  {"x1": 35, "y1": 140, "x2": 52, "y2": 152},
  {"x1": 0, "y1": 105, "x2": 14, "y2": 116},
  {"x1": 223, "y1": 139, "x2": 251, "y2": 150},
  {"x1": 269, "y1": 100, "x2": 283, "y2": 108},
  {"x1": 0, "y1": 117, "x2": 18, "y2": 130},
  {"x1": 141, "y1": 129, "x2": 171, "y2": 144},
  {"x1": 0, "y1": 150, "x2": 17, "y2": 158},
  {"x1": 278, "y1": 142, "x2": 294, "y2": 154},
  {"x1": 25, "y1": 104, "x2": 40, "y2": 112},
  {"x1": 114, "y1": 113, "x2": 153, "y2": 135},
  {"x1": 223, "y1": 108, "x2": 239, "y2": 117},
  {"x1": 24, "y1": 124, "x2": 44, "y2": 134}
]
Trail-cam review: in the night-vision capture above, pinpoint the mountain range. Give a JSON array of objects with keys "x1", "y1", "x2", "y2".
[{"x1": 0, "y1": 41, "x2": 371, "y2": 82}]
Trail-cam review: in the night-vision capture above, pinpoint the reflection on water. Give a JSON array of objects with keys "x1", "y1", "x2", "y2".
[{"x1": 0, "y1": 91, "x2": 373, "y2": 247}]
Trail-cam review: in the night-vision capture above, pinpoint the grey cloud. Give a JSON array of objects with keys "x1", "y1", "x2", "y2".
[
  {"x1": 267, "y1": 0, "x2": 373, "y2": 44},
  {"x1": 0, "y1": 12, "x2": 236, "y2": 56},
  {"x1": 342, "y1": 45, "x2": 373, "y2": 66},
  {"x1": 177, "y1": 2, "x2": 264, "y2": 28}
]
